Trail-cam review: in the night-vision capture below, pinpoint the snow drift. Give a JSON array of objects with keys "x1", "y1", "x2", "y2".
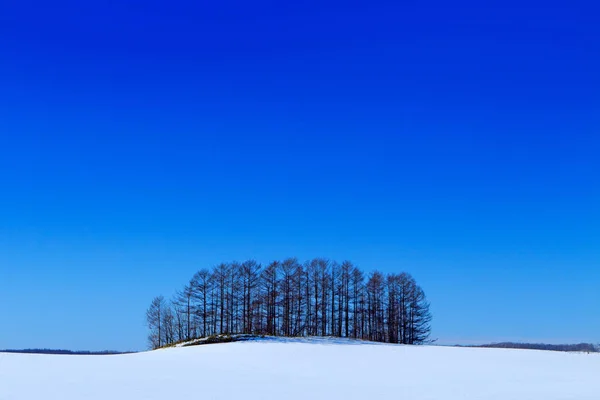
[{"x1": 1, "y1": 337, "x2": 598, "y2": 400}]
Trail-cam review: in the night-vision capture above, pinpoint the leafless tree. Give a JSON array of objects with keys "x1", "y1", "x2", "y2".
[{"x1": 146, "y1": 295, "x2": 165, "y2": 349}]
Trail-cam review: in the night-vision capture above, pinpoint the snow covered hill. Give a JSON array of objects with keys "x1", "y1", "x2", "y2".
[{"x1": 1, "y1": 337, "x2": 599, "y2": 400}]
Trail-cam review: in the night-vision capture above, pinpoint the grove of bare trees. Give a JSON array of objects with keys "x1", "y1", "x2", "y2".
[{"x1": 146, "y1": 258, "x2": 432, "y2": 349}]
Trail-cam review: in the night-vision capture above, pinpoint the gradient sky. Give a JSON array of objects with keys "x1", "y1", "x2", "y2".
[{"x1": 1, "y1": 1, "x2": 599, "y2": 351}]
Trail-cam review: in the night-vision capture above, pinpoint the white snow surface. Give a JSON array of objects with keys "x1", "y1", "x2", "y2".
[{"x1": 1, "y1": 337, "x2": 599, "y2": 400}]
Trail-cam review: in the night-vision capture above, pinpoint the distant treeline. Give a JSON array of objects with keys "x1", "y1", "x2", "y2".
[
  {"x1": 0, "y1": 349, "x2": 130, "y2": 355},
  {"x1": 474, "y1": 342, "x2": 599, "y2": 352},
  {"x1": 146, "y1": 258, "x2": 432, "y2": 349}
]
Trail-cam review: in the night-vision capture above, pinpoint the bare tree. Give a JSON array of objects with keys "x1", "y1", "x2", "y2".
[
  {"x1": 174, "y1": 284, "x2": 193, "y2": 341},
  {"x1": 340, "y1": 261, "x2": 352, "y2": 337},
  {"x1": 162, "y1": 304, "x2": 176, "y2": 345},
  {"x1": 407, "y1": 279, "x2": 432, "y2": 344},
  {"x1": 146, "y1": 296, "x2": 165, "y2": 349},
  {"x1": 213, "y1": 263, "x2": 230, "y2": 334},
  {"x1": 239, "y1": 260, "x2": 261, "y2": 334},
  {"x1": 261, "y1": 261, "x2": 280, "y2": 336},
  {"x1": 190, "y1": 269, "x2": 212, "y2": 337},
  {"x1": 350, "y1": 266, "x2": 364, "y2": 339}
]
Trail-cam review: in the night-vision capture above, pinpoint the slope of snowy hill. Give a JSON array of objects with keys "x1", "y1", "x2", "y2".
[{"x1": 1, "y1": 337, "x2": 599, "y2": 400}]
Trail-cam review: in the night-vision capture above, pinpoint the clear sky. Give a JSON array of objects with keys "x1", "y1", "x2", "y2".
[{"x1": 0, "y1": 0, "x2": 598, "y2": 351}]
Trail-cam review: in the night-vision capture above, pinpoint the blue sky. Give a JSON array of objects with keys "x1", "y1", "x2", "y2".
[{"x1": 0, "y1": 0, "x2": 599, "y2": 351}]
